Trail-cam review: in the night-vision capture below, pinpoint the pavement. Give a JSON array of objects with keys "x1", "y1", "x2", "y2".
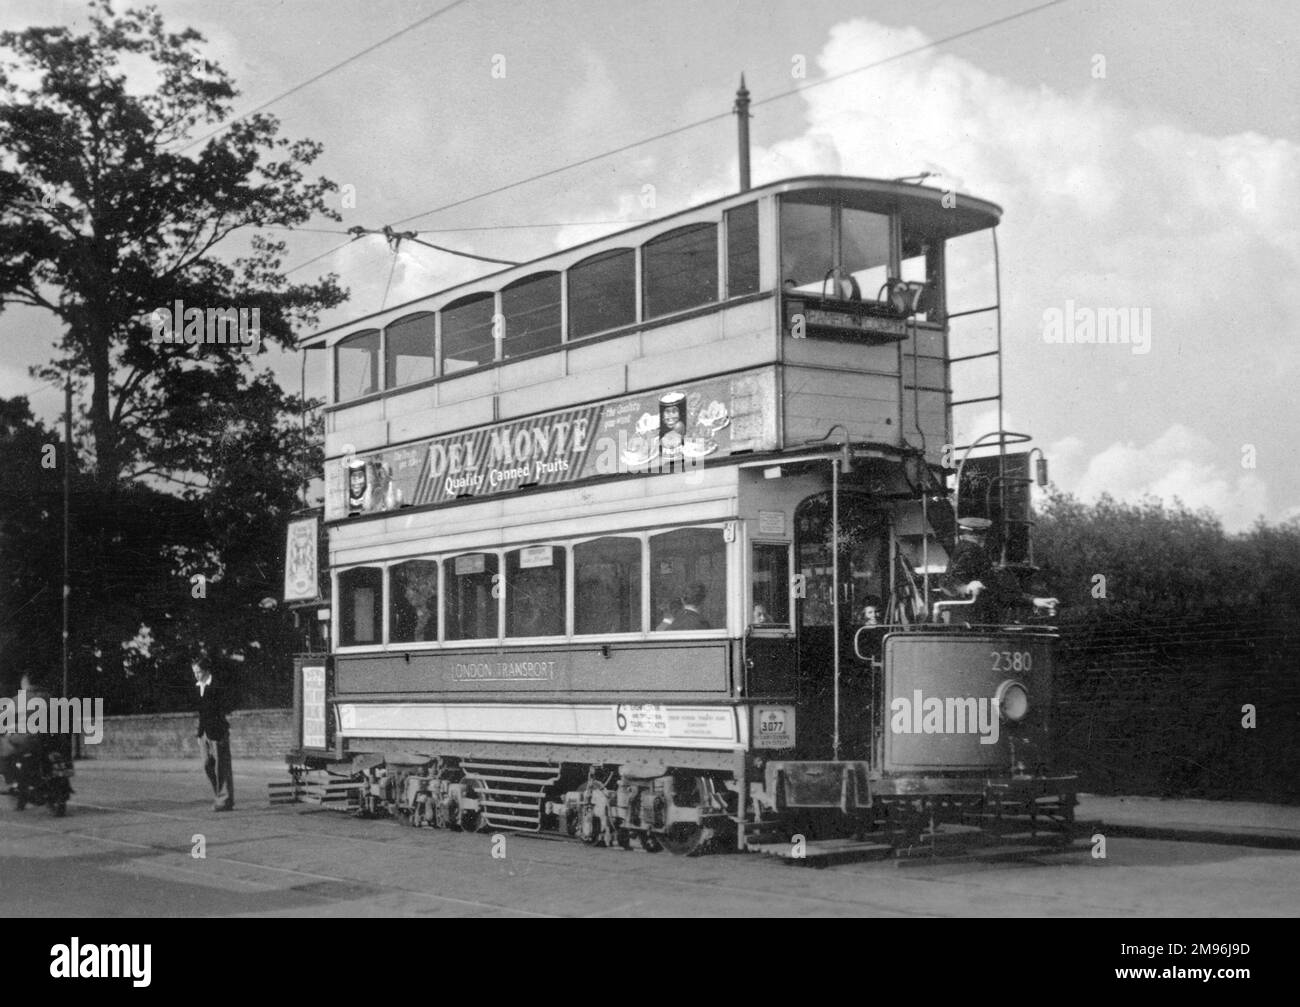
[{"x1": 71, "y1": 756, "x2": 1300, "y2": 851}]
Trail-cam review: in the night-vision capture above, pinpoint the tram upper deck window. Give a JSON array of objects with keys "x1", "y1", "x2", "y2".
[
  {"x1": 335, "y1": 329, "x2": 379, "y2": 401},
  {"x1": 650, "y1": 527, "x2": 727, "y2": 632},
  {"x1": 842, "y1": 208, "x2": 891, "y2": 302},
  {"x1": 643, "y1": 223, "x2": 718, "y2": 320},
  {"x1": 574, "y1": 536, "x2": 642, "y2": 635},
  {"x1": 442, "y1": 293, "x2": 496, "y2": 373},
  {"x1": 505, "y1": 546, "x2": 566, "y2": 637},
  {"x1": 385, "y1": 313, "x2": 436, "y2": 388},
  {"x1": 780, "y1": 199, "x2": 894, "y2": 302},
  {"x1": 502, "y1": 272, "x2": 562, "y2": 358},
  {"x1": 338, "y1": 566, "x2": 382, "y2": 646},
  {"x1": 444, "y1": 552, "x2": 499, "y2": 641},
  {"x1": 780, "y1": 201, "x2": 833, "y2": 296},
  {"x1": 568, "y1": 248, "x2": 635, "y2": 339},
  {"x1": 726, "y1": 203, "x2": 760, "y2": 298},
  {"x1": 389, "y1": 559, "x2": 439, "y2": 643}
]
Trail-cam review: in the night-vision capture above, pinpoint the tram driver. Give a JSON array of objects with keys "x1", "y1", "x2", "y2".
[{"x1": 944, "y1": 517, "x2": 1058, "y2": 620}]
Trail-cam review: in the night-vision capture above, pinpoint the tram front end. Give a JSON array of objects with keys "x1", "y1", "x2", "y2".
[{"x1": 761, "y1": 626, "x2": 1077, "y2": 843}]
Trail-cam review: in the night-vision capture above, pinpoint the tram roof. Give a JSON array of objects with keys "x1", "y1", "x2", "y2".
[{"x1": 298, "y1": 174, "x2": 1002, "y2": 347}]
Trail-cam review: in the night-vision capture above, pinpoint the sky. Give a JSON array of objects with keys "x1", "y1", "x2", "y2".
[{"x1": 2, "y1": 0, "x2": 1296, "y2": 530}]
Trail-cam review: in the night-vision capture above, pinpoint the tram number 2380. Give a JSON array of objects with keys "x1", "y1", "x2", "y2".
[{"x1": 991, "y1": 651, "x2": 1032, "y2": 672}]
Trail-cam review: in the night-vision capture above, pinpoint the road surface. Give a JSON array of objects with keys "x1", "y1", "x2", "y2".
[{"x1": 0, "y1": 761, "x2": 1294, "y2": 917}]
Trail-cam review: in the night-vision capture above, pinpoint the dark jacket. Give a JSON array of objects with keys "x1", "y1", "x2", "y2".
[
  {"x1": 196, "y1": 676, "x2": 233, "y2": 741},
  {"x1": 669, "y1": 607, "x2": 710, "y2": 631},
  {"x1": 946, "y1": 538, "x2": 994, "y2": 590}
]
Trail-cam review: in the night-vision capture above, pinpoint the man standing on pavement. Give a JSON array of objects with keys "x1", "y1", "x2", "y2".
[{"x1": 193, "y1": 654, "x2": 234, "y2": 811}]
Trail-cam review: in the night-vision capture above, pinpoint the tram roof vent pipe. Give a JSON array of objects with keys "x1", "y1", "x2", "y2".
[{"x1": 734, "y1": 74, "x2": 751, "y2": 193}]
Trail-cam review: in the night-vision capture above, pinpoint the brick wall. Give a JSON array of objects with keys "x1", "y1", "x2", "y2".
[
  {"x1": 84, "y1": 709, "x2": 293, "y2": 760},
  {"x1": 1054, "y1": 614, "x2": 1300, "y2": 802}
]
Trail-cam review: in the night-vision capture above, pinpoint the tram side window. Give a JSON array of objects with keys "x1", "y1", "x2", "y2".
[
  {"x1": 505, "y1": 546, "x2": 566, "y2": 638},
  {"x1": 643, "y1": 223, "x2": 718, "y2": 320},
  {"x1": 389, "y1": 559, "x2": 439, "y2": 643},
  {"x1": 444, "y1": 553, "x2": 499, "y2": 640},
  {"x1": 385, "y1": 313, "x2": 436, "y2": 388},
  {"x1": 842, "y1": 208, "x2": 891, "y2": 302},
  {"x1": 338, "y1": 566, "x2": 383, "y2": 646},
  {"x1": 442, "y1": 293, "x2": 496, "y2": 373},
  {"x1": 726, "y1": 203, "x2": 760, "y2": 298},
  {"x1": 568, "y1": 248, "x2": 635, "y2": 339},
  {"x1": 502, "y1": 272, "x2": 561, "y2": 358},
  {"x1": 796, "y1": 501, "x2": 834, "y2": 627},
  {"x1": 751, "y1": 543, "x2": 790, "y2": 626},
  {"x1": 780, "y1": 200, "x2": 833, "y2": 296},
  {"x1": 335, "y1": 329, "x2": 379, "y2": 401},
  {"x1": 650, "y1": 527, "x2": 726, "y2": 632},
  {"x1": 574, "y1": 536, "x2": 642, "y2": 634}
]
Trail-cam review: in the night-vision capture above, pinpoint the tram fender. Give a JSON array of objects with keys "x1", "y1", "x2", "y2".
[{"x1": 766, "y1": 761, "x2": 872, "y2": 810}]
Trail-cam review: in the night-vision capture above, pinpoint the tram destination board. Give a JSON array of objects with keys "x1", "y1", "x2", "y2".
[{"x1": 783, "y1": 295, "x2": 911, "y2": 342}]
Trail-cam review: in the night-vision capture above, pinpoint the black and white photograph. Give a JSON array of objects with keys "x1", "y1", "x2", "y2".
[{"x1": 0, "y1": 0, "x2": 1295, "y2": 953}]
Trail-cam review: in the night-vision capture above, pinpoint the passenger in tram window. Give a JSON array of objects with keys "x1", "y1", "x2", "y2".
[
  {"x1": 669, "y1": 583, "x2": 710, "y2": 631},
  {"x1": 654, "y1": 597, "x2": 683, "y2": 631},
  {"x1": 752, "y1": 603, "x2": 770, "y2": 626},
  {"x1": 403, "y1": 581, "x2": 435, "y2": 642}
]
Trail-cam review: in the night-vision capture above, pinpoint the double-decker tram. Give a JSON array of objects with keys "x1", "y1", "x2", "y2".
[{"x1": 282, "y1": 172, "x2": 1078, "y2": 856}]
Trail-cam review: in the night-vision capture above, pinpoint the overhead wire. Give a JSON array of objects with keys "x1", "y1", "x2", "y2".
[
  {"x1": 389, "y1": 0, "x2": 1069, "y2": 229},
  {"x1": 176, "y1": 0, "x2": 474, "y2": 153},
  {"x1": 282, "y1": 1, "x2": 1069, "y2": 279}
]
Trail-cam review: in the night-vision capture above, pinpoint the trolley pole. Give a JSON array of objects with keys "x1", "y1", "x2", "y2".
[
  {"x1": 831, "y1": 455, "x2": 840, "y2": 761},
  {"x1": 62, "y1": 375, "x2": 72, "y2": 716},
  {"x1": 734, "y1": 75, "x2": 751, "y2": 193}
]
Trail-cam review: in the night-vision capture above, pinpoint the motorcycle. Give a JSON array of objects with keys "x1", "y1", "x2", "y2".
[{"x1": 7, "y1": 747, "x2": 74, "y2": 816}]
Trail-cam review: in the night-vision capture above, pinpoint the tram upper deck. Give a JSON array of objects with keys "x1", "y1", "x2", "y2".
[{"x1": 302, "y1": 175, "x2": 1001, "y2": 520}]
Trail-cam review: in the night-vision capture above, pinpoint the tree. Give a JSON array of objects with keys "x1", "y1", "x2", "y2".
[
  {"x1": 0, "y1": 2, "x2": 342, "y2": 708},
  {"x1": 0, "y1": 396, "x2": 62, "y2": 690},
  {"x1": 0, "y1": 0, "x2": 344, "y2": 488}
]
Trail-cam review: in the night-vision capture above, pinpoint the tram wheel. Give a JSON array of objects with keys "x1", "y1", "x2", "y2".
[{"x1": 661, "y1": 823, "x2": 709, "y2": 857}]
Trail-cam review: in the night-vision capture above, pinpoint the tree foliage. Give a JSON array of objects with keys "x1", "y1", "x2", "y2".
[
  {"x1": 0, "y1": 2, "x2": 339, "y2": 707},
  {"x1": 1035, "y1": 490, "x2": 1300, "y2": 620},
  {"x1": 0, "y1": 0, "x2": 344, "y2": 487}
]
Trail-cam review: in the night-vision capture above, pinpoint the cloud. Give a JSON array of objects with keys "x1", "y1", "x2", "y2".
[
  {"x1": 1048, "y1": 424, "x2": 1268, "y2": 531},
  {"x1": 700, "y1": 17, "x2": 1300, "y2": 527}
]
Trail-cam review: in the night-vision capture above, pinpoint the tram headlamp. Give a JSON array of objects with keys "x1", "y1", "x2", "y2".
[{"x1": 995, "y1": 680, "x2": 1029, "y2": 722}]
